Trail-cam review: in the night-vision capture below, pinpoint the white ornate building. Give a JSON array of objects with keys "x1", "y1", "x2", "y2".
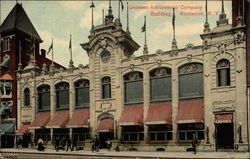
[{"x1": 16, "y1": 2, "x2": 249, "y2": 151}]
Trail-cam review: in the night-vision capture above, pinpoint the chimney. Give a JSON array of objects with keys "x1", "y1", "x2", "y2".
[{"x1": 41, "y1": 49, "x2": 46, "y2": 58}]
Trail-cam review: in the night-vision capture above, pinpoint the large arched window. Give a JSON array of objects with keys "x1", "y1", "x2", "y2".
[
  {"x1": 102, "y1": 77, "x2": 111, "y2": 99},
  {"x1": 217, "y1": 59, "x2": 230, "y2": 86},
  {"x1": 150, "y1": 67, "x2": 171, "y2": 101},
  {"x1": 37, "y1": 85, "x2": 50, "y2": 111},
  {"x1": 55, "y1": 82, "x2": 69, "y2": 110},
  {"x1": 179, "y1": 63, "x2": 203, "y2": 99},
  {"x1": 75, "y1": 79, "x2": 90, "y2": 108},
  {"x1": 124, "y1": 71, "x2": 143, "y2": 104},
  {"x1": 24, "y1": 88, "x2": 30, "y2": 106}
]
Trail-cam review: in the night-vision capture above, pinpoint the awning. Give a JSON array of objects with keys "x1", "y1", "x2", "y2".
[
  {"x1": 215, "y1": 113, "x2": 233, "y2": 123},
  {"x1": 0, "y1": 123, "x2": 15, "y2": 135},
  {"x1": 0, "y1": 74, "x2": 13, "y2": 80},
  {"x1": 98, "y1": 118, "x2": 114, "y2": 132},
  {"x1": 119, "y1": 106, "x2": 143, "y2": 126},
  {"x1": 46, "y1": 111, "x2": 69, "y2": 128},
  {"x1": 16, "y1": 124, "x2": 30, "y2": 135},
  {"x1": 145, "y1": 104, "x2": 172, "y2": 125},
  {"x1": 176, "y1": 100, "x2": 204, "y2": 124},
  {"x1": 66, "y1": 109, "x2": 89, "y2": 128},
  {"x1": 29, "y1": 112, "x2": 50, "y2": 129}
]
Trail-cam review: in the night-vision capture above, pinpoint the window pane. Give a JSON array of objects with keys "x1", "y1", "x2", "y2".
[
  {"x1": 76, "y1": 88, "x2": 89, "y2": 107},
  {"x1": 57, "y1": 90, "x2": 69, "y2": 108},
  {"x1": 179, "y1": 132, "x2": 185, "y2": 140},
  {"x1": 125, "y1": 81, "x2": 143, "y2": 103},
  {"x1": 197, "y1": 131, "x2": 204, "y2": 140},
  {"x1": 103, "y1": 84, "x2": 111, "y2": 99},
  {"x1": 187, "y1": 131, "x2": 196, "y2": 140},
  {"x1": 167, "y1": 132, "x2": 173, "y2": 140},
  {"x1": 39, "y1": 92, "x2": 50, "y2": 110},
  {"x1": 150, "y1": 133, "x2": 156, "y2": 141},
  {"x1": 151, "y1": 77, "x2": 171, "y2": 100},
  {"x1": 157, "y1": 132, "x2": 165, "y2": 140},
  {"x1": 179, "y1": 73, "x2": 203, "y2": 98}
]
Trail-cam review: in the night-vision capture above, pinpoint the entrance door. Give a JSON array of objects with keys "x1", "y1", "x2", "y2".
[
  {"x1": 216, "y1": 123, "x2": 234, "y2": 149},
  {"x1": 99, "y1": 132, "x2": 114, "y2": 149}
]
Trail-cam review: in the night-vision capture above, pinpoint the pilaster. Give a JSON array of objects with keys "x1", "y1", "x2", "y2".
[
  {"x1": 172, "y1": 61, "x2": 178, "y2": 143},
  {"x1": 143, "y1": 68, "x2": 150, "y2": 143}
]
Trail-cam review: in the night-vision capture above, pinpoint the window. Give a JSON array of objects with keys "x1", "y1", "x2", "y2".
[
  {"x1": 2, "y1": 37, "x2": 11, "y2": 52},
  {"x1": 124, "y1": 72, "x2": 143, "y2": 104},
  {"x1": 217, "y1": 59, "x2": 230, "y2": 86},
  {"x1": 102, "y1": 77, "x2": 111, "y2": 99},
  {"x1": 75, "y1": 79, "x2": 89, "y2": 108},
  {"x1": 122, "y1": 126, "x2": 144, "y2": 141},
  {"x1": 37, "y1": 85, "x2": 50, "y2": 111},
  {"x1": 35, "y1": 129, "x2": 51, "y2": 141},
  {"x1": 149, "y1": 125, "x2": 173, "y2": 141},
  {"x1": 178, "y1": 123, "x2": 204, "y2": 141},
  {"x1": 0, "y1": 80, "x2": 12, "y2": 96},
  {"x1": 24, "y1": 88, "x2": 30, "y2": 106},
  {"x1": 179, "y1": 63, "x2": 203, "y2": 99},
  {"x1": 55, "y1": 82, "x2": 69, "y2": 110},
  {"x1": 72, "y1": 128, "x2": 90, "y2": 141},
  {"x1": 150, "y1": 68, "x2": 171, "y2": 101}
]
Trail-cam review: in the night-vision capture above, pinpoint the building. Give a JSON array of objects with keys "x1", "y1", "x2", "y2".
[
  {"x1": 16, "y1": 1, "x2": 250, "y2": 151},
  {"x1": 0, "y1": 3, "x2": 63, "y2": 148}
]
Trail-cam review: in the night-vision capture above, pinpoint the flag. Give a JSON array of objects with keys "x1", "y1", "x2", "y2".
[
  {"x1": 141, "y1": 17, "x2": 146, "y2": 32},
  {"x1": 90, "y1": 0, "x2": 95, "y2": 8},
  {"x1": 47, "y1": 39, "x2": 53, "y2": 55},
  {"x1": 120, "y1": 0, "x2": 124, "y2": 11},
  {"x1": 69, "y1": 35, "x2": 72, "y2": 50},
  {"x1": 172, "y1": 8, "x2": 175, "y2": 30}
]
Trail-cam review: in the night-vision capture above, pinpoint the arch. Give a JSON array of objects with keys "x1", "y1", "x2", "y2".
[
  {"x1": 23, "y1": 88, "x2": 30, "y2": 106},
  {"x1": 97, "y1": 112, "x2": 114, "y2": 121},
  {"x1": 121, "y1": 67, "x2": 144, "y2": 76},
  {"x1": 212, "y1": 52, "x2": 235, "y2": 66},
  {"x1": 53, "y1": 79, "x2": 70, "y2": 86},
  {"x1": 216, "y1": 59, "x2": 230, "y2": 86},
  {"x1": 176, "y1": 58, "x2": 204, "y2": 68},
  {"x1": 72, "y1": 76, "x2": 90, "y2": 84},
  {"x1": 146, "y1": 63, "x2": 172, "y2": 72},
  {"x1": 149, "y1": 67, "x2": 172, "y2": 78},
  {"x1": 36, "y1": 81, "x2": 52, "y2": 88},
  {"x1": 90, "y1": 33, "x2": 117, "y2": 50}
]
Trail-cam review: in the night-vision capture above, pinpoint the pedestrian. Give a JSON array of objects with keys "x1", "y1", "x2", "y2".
[
  {"x1": 37, "y1": 138, "x2": 45, "y2": 151},
  {"x1": 95, "y1": 135, "x2": 100, "y2": 152},
  {"x1": 71, "y1": 137, "x2": 77, "y2": 151},
  {"x1": 61, "y1": 137, "x2": 66, "y2": 151},
  {"x1": 106, "y1": 138, "x2": 111, "y2": 151},
  {"x1": 66, "y1": 136, "x2": 71, "y2": 151},
  {"x1": 55, "y1": 136, "x2": 60, "y2": 151},
  {"x1": 192, "y1": 134, "x2": 198, "y2": 154},
  {"x1": 91, "y1": 138, "x2": 95, "y2": 152},
  {"x1": 17, "y1": 137, "x2": 22, "y2": 148}
]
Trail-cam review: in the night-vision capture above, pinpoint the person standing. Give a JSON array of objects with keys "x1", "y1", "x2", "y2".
[
  {"x1": 55, "y1": 137, "x2": 59, "y2": 151},
  {"x1": 71, "y1": 137, "x2": 77, "y2": 151},
  {"x1": 106, "y1": 138, "x2": 111, "y2": 151},
  {"x1": 66, "y1": 136, "x2": 71, "y2": 151},
  {"x1": 95, "y1": 135, "x2": 100, "y2": 152},
  {"x1": 192, "y1": 134, "x2": 198, "y2": 154},
  {"x1": 37, "y1": 138, "x2": 45, "y2": 151}
]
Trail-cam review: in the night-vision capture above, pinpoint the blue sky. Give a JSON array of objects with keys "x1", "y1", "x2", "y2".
[{"x1": 1, "y1": 0, "x2": 232, "y2": 67}]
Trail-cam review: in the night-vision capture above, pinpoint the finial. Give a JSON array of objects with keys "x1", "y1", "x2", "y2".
[
  {"x1": 126, "y1": 2, "x2": 130, "y2": 35},
  {"x1": 203, "y1": 0, "x2": 210, "y2": 33},
  {"x1": 105, "y1": 0, "x2": 114, "y2": 24},
  {"x1": 216, "y1": 0, "x2": 228, "y2": 26}
]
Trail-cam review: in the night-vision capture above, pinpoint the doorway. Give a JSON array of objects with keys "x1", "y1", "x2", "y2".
[
  {"x1": 99, "y1": 132, "x2": 114, "y2": 149},
  {"x1": 216, "y1": 123, "x2": 234, "y2": 149}
]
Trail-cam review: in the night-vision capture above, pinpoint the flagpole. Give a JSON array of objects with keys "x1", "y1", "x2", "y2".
[
  {"x1": 52, "y1": 38, "x2": 54, "y2": 65},
  {"x1": 91, "y1": 0, "x2": 94, "y2": 30},
  {"x1": 144, "y1": 16, "x2": 147, "y2": 46},
  {"x1": 102, "y1": 9, "x2": 104, "y2": 24},
  {"x1": 70, "y1": 34, "x2": 72, "y2": 62},
  {"x1": 173, "y1": 8, "x2": 175, "y2": 40},
  {"x1": 118, "y1": 0, "x2": 120, "y2": 20},
  {"x1": 19, "y1": 40, "x2": 21, "y2": 64},
  {"x1": 126, "y1": 2, "x2": 130, "y2": 34}
]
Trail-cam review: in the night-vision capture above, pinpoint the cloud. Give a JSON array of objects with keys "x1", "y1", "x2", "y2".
[{"x1": 61, "y1": 1, "x2": 88, "y2": 10}]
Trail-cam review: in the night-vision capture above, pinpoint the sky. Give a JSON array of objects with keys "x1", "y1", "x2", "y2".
[{"x1": 0, "y1": 0, "x2": 232, "y2": 67}]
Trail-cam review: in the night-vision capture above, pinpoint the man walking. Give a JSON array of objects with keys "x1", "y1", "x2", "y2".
[
  {"x1": 66, "y1": 136, "x2": 71, "y2": 151},
  {"x1": 192, "y1": 134, "x2": 198, "y2": 154}
]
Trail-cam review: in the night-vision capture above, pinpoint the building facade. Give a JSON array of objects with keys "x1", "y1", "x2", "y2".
[
  {"x1": 17, "y1": 2, "x2": 250, "y2": 151},
  {"x1": 0, "y1": 3, "x2": 63, "y2": 148}
]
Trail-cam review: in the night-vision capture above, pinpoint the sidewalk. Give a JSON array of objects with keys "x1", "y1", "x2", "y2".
[{"x1": 0, "y1": 148, "x2": 250, "y2": 159}]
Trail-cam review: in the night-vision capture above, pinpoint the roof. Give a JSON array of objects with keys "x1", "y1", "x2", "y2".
[{"x1": 0, "y1": 3, "x2": 42, "y2": 42}]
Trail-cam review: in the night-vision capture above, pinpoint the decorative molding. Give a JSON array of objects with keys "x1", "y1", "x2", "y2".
[
  {"x1": 213, "y1": 100, "x2": 235, "y2": 112},
  {"x1": 234, "y1": 31, "x2": 245, "y2": 45}
]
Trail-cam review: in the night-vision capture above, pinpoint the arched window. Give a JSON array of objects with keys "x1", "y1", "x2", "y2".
[
  {"x1": 179, "y1": 63, "x2": 203, "y2": 99},
  {"x1": 102, "y1": 77, "x2": 111, "y2": 99},
  {"x1": 124, "y1": 71, "x2": 143, "y2": 104},
  {"x1": 24, "y1": 88, "x2": 30, "y2": 106},
  {"x1": 55, "y1": 82, "x2": 69, "y2": 109},
  {"x1": 150, "y1": 67, "x2": 171, "y2": 101},
  {"x1": 75, "y1": 79, "x2": 90, "y2": 108},
  {"x1": 217, "y1": 59, "x2": 230, "y2": 86},
  {"x1": 37, "y1": 85, "x2": 50, "y2": 111}
]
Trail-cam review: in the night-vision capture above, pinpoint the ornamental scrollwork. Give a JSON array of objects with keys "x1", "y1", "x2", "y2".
[
  {"x1": 150, "y1": 67, "x2": 171, "y2": 78},
  {"x1": 179, "y1": 63, "x2": 203, "y2": 75}
]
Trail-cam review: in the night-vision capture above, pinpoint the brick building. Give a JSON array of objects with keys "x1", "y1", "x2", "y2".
[{"x1": 0, "y1": 3, "x2": 63, "y2": 148}]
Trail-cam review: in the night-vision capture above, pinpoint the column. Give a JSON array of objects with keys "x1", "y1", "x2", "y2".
[
  {"x1": 143, "y1": 68, "x2": 150, "y2": 143},
  {"x1": 69, "y1": 82, "x2": 75, "y2": 118},
  {"x1": 172, "y1": 61, "x2": 179, "y2": 143},
  {"x1": 50, "y1": 84, "x2": 56, "y2": 116},
  {"x1": 69, "y1": 128, "x2": 73, "y2": 140}
]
